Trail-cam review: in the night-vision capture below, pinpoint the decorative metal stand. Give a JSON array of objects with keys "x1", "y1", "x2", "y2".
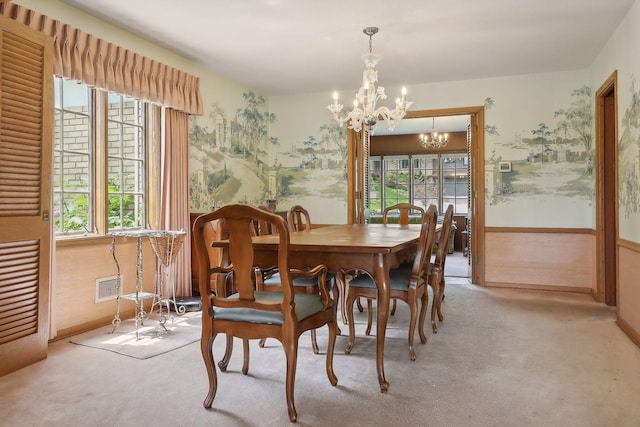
[
  {"x1": 109, "y1": 230, "x2": 160, "y2": 339},
  {"x1": 148, "y1": 230, "x2": 187, "y2": 325}
]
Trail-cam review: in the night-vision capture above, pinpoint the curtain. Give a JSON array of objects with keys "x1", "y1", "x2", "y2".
[
  {"x1": 0, "y1": 1, "x2": 203, "y2": 115},
  {"x1": 161, "y1": 109, "x2": 191, "y2": 297}
]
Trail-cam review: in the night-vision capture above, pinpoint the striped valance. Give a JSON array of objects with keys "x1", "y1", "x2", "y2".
[{"x1": 1, "y1": 1, "x2": 203, "y2": 115}]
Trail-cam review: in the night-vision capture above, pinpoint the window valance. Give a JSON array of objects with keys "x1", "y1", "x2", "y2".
[{"x1": 1, "y1": 1, "x2": 203, "y2": 115}]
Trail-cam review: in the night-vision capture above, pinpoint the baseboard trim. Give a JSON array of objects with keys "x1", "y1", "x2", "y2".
[
  {"x1": 51, "y1": 309, "x2": 137, "y2": 342},
  {"x1": 485, "y1": 281, "x2": 593, "y2": 295},
  {"x1": 616, "y1": 316, "x2": 640, "y2": 349}
]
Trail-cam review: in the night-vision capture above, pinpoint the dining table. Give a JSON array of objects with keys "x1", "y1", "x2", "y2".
[{"x1": 247, "y1": 222, "x2": 428, "y2": 393}]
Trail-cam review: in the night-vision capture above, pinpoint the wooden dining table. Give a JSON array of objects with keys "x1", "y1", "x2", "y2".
[{"x1": 248, "y1": 223, "x2": 425, "y2": 393}]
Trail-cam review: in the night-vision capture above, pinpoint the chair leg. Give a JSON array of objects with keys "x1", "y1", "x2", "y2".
[
  {"x1": 365, "y1": 298, "x2": 373, "y2": 336},
  {"x1": 345, "y1": 293, "x2": 357, "y2": 354},
  {"x1": 218, "y1": 334, "x2": 233, "y2": 371},
  {"x1": 336, "y1": 272, "x2": 349, "y2": 324},
  {"x1": 418, "y1": 292, "x2": 428, "y2": 345},
  {"x1": 431, "y1": 277, "x2": 441, "y2": 333},
  {"x1": 201, "y1": 332, "x2": 218, "y2": 408},
  {"x1": 356, "y1": 297, "x2": 364, "y2": 312},
  {"x1": 311, "y1": 329, "x2": 319, "y2": 354},
  {"x1": 326, "y1": 320, "x2": 338, "y2": 386},
  {"x1": 390, "y1": 298, "x2": 397, "y2": 316},
  {"x1": 407, "y1": 297, "x2": 418, "y2": 361},
  {"x1": 283, "y1": 337, "x2": 299, "y2": 422},
  {"x1": 242, "y1": 338, "x2": 250, "y2": 375},
  {"x1": 437, "y1": 277, "x2": 445, "y2": 321},
  {"x1": 258, "y1": 338, "x2": 266, "y2": 348}
]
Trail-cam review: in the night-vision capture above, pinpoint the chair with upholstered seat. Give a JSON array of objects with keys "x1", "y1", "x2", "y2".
[
  {"x1": 360, "y1": 203, "x2": 426, "y2": 334},
  {"x1": 341, "y1": 205, "x2": 438, "y2": 361},
  {"x1": 429, "y1": 204, "x2": 454, "y2": 333},
  {"x1": 256, "y1": 204, "x2": 336, "y2": 353},
  {"x1": 192, "y1": 204, "x2": 338, "y2": 423}
]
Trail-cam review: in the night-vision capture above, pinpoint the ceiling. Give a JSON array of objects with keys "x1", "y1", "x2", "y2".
[{"x1": 58, "y1": 0, "x2": 633, "y2": 100}]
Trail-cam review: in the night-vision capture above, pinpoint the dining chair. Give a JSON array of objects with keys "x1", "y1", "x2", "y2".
[
  {"x1": 192, "y1": 204, "x2": 338, "y2": 423},
  {"x1": 256, "y1": 204, "x2": 336, "y2": 354},
  {"x1": 358, "y1": 203, "x2": 426, "y2": 334},
  {"x1": 429, "y1": 204, "x2": 454, "y2": 333},
  {"x1": 341, "y1": 204, "x2": 438, "y2": 361},
  {"x1": 384, "y1": 203, "x2": 425, "y2": 316}
]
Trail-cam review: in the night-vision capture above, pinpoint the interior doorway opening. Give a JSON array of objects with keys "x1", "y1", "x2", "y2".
[{"x1": 347, "y1": 107, "x2": 485, "y2": 284}]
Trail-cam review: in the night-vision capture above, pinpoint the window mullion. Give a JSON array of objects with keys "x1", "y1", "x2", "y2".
[{"x1": 94, "y1": 90, "x2": 108, "y2": 234}]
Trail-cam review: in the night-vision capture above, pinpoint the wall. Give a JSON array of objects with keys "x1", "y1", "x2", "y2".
[
  {"x1": 14, "y1": 0, "x2": 640, "y2": 344},
  {"x1": 590, "y1": 0, "x2": 640, "y2": 345}
]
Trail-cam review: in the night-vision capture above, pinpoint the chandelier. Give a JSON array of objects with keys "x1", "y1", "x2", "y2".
[
  {"x1": 419, "y1": 117, "x2": 449, "y2": 148},
  {"x1": 327, "y1": 26, "x2": 412, "y2": 133}
]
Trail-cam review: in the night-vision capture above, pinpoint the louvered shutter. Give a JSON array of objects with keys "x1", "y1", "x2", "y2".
[{"x1": 0, "y1": 16, "x2": 53, "y2": 377}]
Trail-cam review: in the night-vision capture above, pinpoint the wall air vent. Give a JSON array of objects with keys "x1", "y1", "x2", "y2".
[{"x1": 95, "y1": 275, "x2": 121, "y2": 303}]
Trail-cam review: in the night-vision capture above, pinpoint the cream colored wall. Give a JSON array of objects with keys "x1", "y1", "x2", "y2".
[
  {"x1": 590, "y1": 0, "x2": 640, "y2": 345},
  {"x1": 13, "y1": 0, "x2": 638, "y2": 340},
  {"x1": 270, "y1": 69, "x2": 593, "y2": 227}
]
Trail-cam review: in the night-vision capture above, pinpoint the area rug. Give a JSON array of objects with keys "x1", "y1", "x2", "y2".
[{"x1": 69, "y1": 311, "x2": 201, "y2": 359}]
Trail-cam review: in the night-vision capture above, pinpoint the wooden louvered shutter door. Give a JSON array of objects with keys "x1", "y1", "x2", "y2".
[{"x1": 0, "y1": 16, "x2": 53, "y2": 377}]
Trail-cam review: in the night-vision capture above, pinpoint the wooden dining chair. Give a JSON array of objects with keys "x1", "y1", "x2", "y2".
[
  {"x1": 192, "y1": 204, "x2": 338, "y2": 423},
  {"x1": 358, "y1": 203, "x2": 426, "y2": 334},
  {"x1": 287, "y1": 204, "x2": 312, "y2": 231},
  {"x1": 429, "y1": 204, "x2": 454, "y2": 333},
  {"x1": 257, "y1": 204, "x2": 337, "y2": 353},
  {"x1": 341, "y1": 205, "x2": 438, "y2": 361}
]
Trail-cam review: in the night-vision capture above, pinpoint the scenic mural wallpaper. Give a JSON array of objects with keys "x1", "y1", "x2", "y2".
[
  {"x1": 189, "y1": 91, "x2": 347, "y2": 215},
  {"x1": 483, "y1": 84, "x2": 594, "y2": 227}
]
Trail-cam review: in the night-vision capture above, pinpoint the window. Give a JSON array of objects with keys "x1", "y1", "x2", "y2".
[
  {"x1": 106, "y1": 93, "x2": 146, "y2": 229},
  {"x1": 369, "y1": 153, "x2": 468, "y2": 216},
  {"x1": 53, "y1": 76, "x2": 153, "y2": 236}
]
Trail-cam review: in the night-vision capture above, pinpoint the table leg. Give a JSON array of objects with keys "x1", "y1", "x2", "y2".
[{"x1": 374, "y1": 254, "x2": 390, "y2": 393}]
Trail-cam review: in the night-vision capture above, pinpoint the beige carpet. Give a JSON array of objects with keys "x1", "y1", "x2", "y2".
[
  {"x1": 69, "y1": 311, "x2": 201, "y2": 359},
  {"x1": 2, "y1": 278, "x2": 639, "y2": 426}
]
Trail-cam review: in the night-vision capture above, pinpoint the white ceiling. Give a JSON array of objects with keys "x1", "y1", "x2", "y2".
[{"x1": 58, "y1": 0, "x2": 633, "y2": 100}]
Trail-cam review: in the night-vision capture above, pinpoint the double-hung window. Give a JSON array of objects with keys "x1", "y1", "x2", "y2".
[{"x1": 53, "y1": 76, "x2": 153, "y2": 236}]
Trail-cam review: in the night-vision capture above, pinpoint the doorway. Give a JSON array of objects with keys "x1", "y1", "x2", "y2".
[
  {"x1": 347, "y1": 106, "x2": 485, "y2": 285},
  {"x1": 595, "y1": 71, "x2": 618, "y2": 306}
]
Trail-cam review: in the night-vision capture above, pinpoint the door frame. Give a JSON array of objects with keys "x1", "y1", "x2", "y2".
[
  {"x1": 347, "y1": 106, "x2": 485, "y2": 285},
  {"x1": 595, "y1": 70, "x2": 618, "y2": 306}
]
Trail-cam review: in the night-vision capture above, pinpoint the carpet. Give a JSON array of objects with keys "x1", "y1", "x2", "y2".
[{"x1": 69, "y1": 311, "x2": 201, "y2": 359}]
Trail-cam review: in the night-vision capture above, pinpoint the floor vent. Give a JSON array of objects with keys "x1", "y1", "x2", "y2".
[{"x1": 95, "y1": 275, "x2": 121, "y2": 303}]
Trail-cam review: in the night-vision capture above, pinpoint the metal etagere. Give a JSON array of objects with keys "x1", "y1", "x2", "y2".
[
  {"x1": 109, "y1": 230, "x2": 160, "y2": 339},
  {"x1": 109, "y1": 229, "x2": 187, "y2": 339}
]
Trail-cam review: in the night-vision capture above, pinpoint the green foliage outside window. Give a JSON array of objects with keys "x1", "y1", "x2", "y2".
[{"x1": 57, "y1": 180, "x2": 136, "y2": 232}]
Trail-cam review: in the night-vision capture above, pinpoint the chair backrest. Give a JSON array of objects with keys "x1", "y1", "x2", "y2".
[
  {"x1": 383, "y1": 203, "x2": 425, "y2": 226},
  {"x1": 287, "y1": 205, "x2": 312, "y2": 231},
  {"x1": 252, "y1": 205, "x2": 276, "y2": 236},
  {"x1": 410, "y1": 205, "x2": 439, "y2": 281},
  {"x1": 434, "y1": 204, "x2": 454, "y2": 269},
  {"x1": 192, "y1": 204, "x2": 295, "y2": 315}
]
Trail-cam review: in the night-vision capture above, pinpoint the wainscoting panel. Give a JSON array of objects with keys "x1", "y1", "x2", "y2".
[
  {"x1": 484, "y1": 231, "x2": 595, "y2": 292},
  {"x1": 618, "y1": 246, "x2": 640, "y2": 347}
]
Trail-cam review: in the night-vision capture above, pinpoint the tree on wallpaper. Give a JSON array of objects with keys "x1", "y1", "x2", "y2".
[
  {"x1": 486, "y1": 86, "x2": 592, "y2": 205},
  {"x1": 619, "y1": 78, "x2": 640, "y2": 218},
  {"x1": 188, "y1": 92, "x2": 275, "y2": 211}
]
